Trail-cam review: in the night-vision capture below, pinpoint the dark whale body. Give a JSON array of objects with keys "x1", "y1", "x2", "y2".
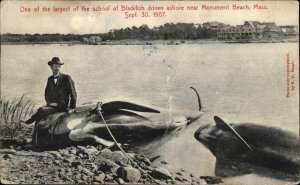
[
  {"x1": 194, "y1": 116, "x2": 299, "y2": 179},
  {"x1": 34, "y1": 88, "x2": 203, "y2": 149}
]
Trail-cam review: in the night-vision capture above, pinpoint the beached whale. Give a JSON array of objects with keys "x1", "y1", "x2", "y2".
[
  {"x1": 194, "y1": 116, "x2": 299, "y2": 178},
  {"x1": 33, "y1": 87, "x2": 203, "y2": 149}
]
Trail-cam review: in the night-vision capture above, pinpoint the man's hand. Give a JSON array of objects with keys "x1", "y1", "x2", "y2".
[
  {"x1": 67, "y1": 109, "x2": 75, "y2": 114},
  {"x1": 49, "y1": 103, "x2": 58, "y2": 107}
]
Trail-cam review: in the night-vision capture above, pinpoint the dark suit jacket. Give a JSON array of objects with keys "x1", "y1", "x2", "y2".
[{"x1": 45, "y1": 73, "x2": 77, "y2": 110}]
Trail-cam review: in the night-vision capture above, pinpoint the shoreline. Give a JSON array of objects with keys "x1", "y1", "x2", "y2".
[
  {"x1": 1, "y1": 38, "x2": 299, "y2": 45},
  {"x1": 0, "y1": 137, "x2": 223, "y2": 184}
]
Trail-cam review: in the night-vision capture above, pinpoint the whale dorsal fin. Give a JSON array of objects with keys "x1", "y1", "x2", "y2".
[{"x1": 214, "y1": 116, "x2": 252, "y2": 151}]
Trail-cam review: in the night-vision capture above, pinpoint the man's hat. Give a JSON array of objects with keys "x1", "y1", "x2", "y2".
[{"x1": 48, "y1": 57, "x2": 64, "y2": 66}]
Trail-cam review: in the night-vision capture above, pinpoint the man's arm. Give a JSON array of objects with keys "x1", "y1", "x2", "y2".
[
  {"x1": 45, "y1": 78, "x2": 51, "y2": 105},
  {"x1": 67, "y1": 76, "x2": 77, "y2": 109}
]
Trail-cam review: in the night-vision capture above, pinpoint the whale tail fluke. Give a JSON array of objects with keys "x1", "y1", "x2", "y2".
[{"x1": 190, "y1": 86, "x2": 202, "y2": 111}]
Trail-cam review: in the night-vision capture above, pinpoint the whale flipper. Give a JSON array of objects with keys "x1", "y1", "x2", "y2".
[
  {"x1": 104, "y1": 109, "x2": 151, "y2": 121},
  {"x1": 102, "y1": 101, "x2": 160, "y2": 113},
  {"x1": 214, "y1": 116, "x2": 252, "y2": 151}
]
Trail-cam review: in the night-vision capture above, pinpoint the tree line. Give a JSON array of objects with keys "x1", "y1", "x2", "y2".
[{"x1": 1, "y1": 23, "x2": 216, "y2": 43}]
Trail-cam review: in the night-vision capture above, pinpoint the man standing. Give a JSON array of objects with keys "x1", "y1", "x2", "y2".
[{"x1": 25, "y1": 57, "x2": 77, "y2": 124}]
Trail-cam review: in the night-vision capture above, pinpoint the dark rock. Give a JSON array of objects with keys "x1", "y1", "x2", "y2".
[
  {"x1": 81, "y1": 175, "x2": 88, "y2": 181},
  {"x1": 67, "y1": 146, "x2": 76, "y2": 151},
  {"x1": 63, "y1": 157, "x2": 75, "y2": 164},
  {"x1": 161, "y1": 160, "x2": 168, "y2": 164},
  {"x1": 58, "y1": 173, "x2": 64, "y2": 178},
  {"x1": 74, "y1": 174, "x2": 81, "y2": 180},
  {"x1": 96, "y1": 158, "x2": 119, "y2": 173},
  {"x1": 3, "y1": 154, "x2": 14, "y2": 159},
  {"x1": 76, "y1": 145, "x2": 98, "y2": 157},
  {"x1": 49, "y1": 151, "x2": 62, "y2": 159},
  {"x1": 96, "y1": 145, "x2": 103, "y2": 150},
  {"x1": 77, "y1": 166, "x2": 84, "y2": 172},
  {"x1": 199, "y1": 179, "x2": 208, "y2": 184},
  {"x1": 150, "y1": 167, "x2": 172, "y2": 180},
  {"x1": 76, "y1": 180, "x2": 85, "y2": 184},
  {"x1": 36, "y1": 172, "x2": 44, "y2": 177},
  {"x1": 191, "y1": 177, "x2": 205, "y2": 184},
  {"x1": 117, "y1": 166, "x2": 141, "y2": 183},
  {"x1": 76, "y1": 146, "x2": 87, "y2": 155},
  {"x1": 100, "y1": 150, "x2": 129, "y2": 166},
  {"x1": 77, "y1": 153, "x2": 83, "y2": 158},
  {"x1": 135, "y1": 154, "x2": 151, "y2": 166},
  {"x1": 69, "y1": 148, "x2": 77, "y2": 155},
  {"x1": 182, "y1": 177, "x2": 192, "y2": 183},
  {"x1": 93, "y1": 172, "x2": 105, "y2": 183},
  {"x1": 144, "y1": 165, "x2": 154, "y2": 171},
  {"x1": 85, "y1": 146, "x2": 98, "y2": 155},
  {"x1": 166, "y1": 179, "x2": 173, "y2": 183},
  {"x1": 149, "y1": 155, "x2": 161, "y2": 162},
  {"x1": 72, "y1": 160, "x2": 82, "y2": 168},
  {"x1": 190, "y1": 173, "x2": 195, "y2": 177},
  {"x1": 65, "y1": 168, "x2": 72, "y2": 172},
  {"x1": 200, "y1": 176, "x2": 223, "y2": 184},
  {"x1": 176, "y1": 171, "x2": 183, "y2": 176},
  {"x1": 117, "y1": 178, "x2": 125, "y2": 184},
  {"x1": 76, "y1": 146, "x2": 86, "y2": 150},
  {"x1": 81, "y1": 168, "x2": 94, "y2": 176},
  {"x1": 175, "y1": 176, "x2": 183, "y2": 182},
  {"x1": 53, "y1": 160, "x2": 60, "y2": 165},
  {"x1": 19, "y1": 162, "x2": 30, "y2": 171},
  {"x1": 62, "y1": 176, "x2": 70, "y2": 181},
  {"x1": 105, "y1": 174, "x2": 114, "y2": 182},
  {"x1": 66, "y1": 172, "x2": 73, "y2": 177},
  {"x1": 175, "y1": 171, "x2": 191, "y2": 183},
  {"x1": 58, "y1": 149, "x2": 69, "y2": 156},
  {"x1": 137, "y1": 161, "x2": 148, "y2": 170},
  {"x1": 85, "y1": 162, "x2": 97, "y2": 170}
]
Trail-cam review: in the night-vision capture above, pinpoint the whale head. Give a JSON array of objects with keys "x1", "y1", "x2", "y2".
[
  {"x1": 194, "y1": 116, "x2": 252, "y2": 157},
  {"x1": 194, "y1": 116, "x2": 300, "y2": 177}
]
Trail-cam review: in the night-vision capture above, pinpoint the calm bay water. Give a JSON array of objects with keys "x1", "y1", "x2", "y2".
[{"x1": 1, "y1": 43, "x2": 299, "y2": 184}]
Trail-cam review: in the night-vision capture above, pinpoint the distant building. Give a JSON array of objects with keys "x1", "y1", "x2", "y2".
[
  {"x1": 218, "y1": 25, "x2": 242, "y2": 40},
  {"x1": 279, "y1": 25, "x2": 298, "y2": 37},
  {"x1": 82, "y1": 37, "x2": 89, "y2": 43},
  {"x1": 203, "y1": 21, "x2": 228, "y2": 37},
  {"x1": 238, "y1": 21, "x2": 260, "y2": 39},
  {"x1": 260, "y1": 22, "x2": 282, "y2": 38},
  {"x1": 203, "y1": 21, "x2": 225, "y2": 31},
  {"x1": 83, "y1": 36, "x2": 102, "y2": 44},
  {"x1": 217, "y1": 21, "x2": 294, "y2": 40},
  {"x1": 89, "y1": 36, "x2": 102, "y2": 43}
]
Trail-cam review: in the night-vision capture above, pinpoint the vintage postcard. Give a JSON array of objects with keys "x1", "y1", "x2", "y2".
[{"x1": 0, "y1": 0, "x2": 299, "y2": 184}]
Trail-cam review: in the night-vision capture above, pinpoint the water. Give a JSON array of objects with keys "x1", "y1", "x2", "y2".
[{"x1": 1, "y1": 43, "x2": 299, "y2": 184}]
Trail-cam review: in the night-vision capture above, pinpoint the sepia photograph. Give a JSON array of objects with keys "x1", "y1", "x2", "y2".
[{"x1": 0, "y1": 1, "x2": 299, "y2": 184}]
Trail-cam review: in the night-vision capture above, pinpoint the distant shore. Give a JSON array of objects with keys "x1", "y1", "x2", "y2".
[{"x1": 1, "y1": 38, "x2": 299, "y2": 45}]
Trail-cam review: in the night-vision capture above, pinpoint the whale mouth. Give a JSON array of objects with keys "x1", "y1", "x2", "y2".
[
  {"x1": 196, "y1": 123, "x2": 210, "y2": 132},
  {"x1": 194, "y1": 124, "x2": 214, "y2": 143}
]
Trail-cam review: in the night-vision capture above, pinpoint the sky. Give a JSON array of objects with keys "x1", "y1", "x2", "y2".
[{"x1": 1, "y1": 0, "x2": 299, "y2": 34}]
